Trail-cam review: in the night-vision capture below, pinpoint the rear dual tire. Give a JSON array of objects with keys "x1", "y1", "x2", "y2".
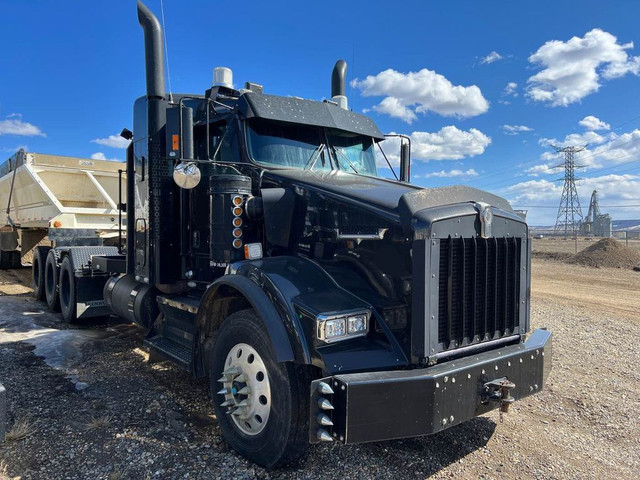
[
  {"x1": 32, "y1": 246, "x2": 50, "y2": 301},
  {"x1": 58, "y1": 256, "x2": 77, "y2": 323},
  {"x1": 44, "y1": 250, "x2": 60, "y2": 311}
]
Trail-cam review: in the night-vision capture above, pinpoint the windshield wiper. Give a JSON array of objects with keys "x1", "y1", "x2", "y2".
[
  {"x1": 304, "y1": 143, "x2": 325, "y2": 170},
  {"x1": 331, "y1": 146, "x2": 359, "y2": 174}
]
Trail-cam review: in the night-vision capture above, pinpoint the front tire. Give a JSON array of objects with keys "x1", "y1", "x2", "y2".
[{"x1": 210, "y1": 309, "x2": 310, "y2": 468}]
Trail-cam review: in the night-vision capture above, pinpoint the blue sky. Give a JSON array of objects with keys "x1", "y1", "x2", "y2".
[{"x1": 1, "y1": 0, "x2": 639, "y2": 225}]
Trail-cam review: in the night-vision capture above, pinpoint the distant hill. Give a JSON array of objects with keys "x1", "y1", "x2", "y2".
[{"x1": 613, "y1": 220, "x2": 640, "y2": 231}]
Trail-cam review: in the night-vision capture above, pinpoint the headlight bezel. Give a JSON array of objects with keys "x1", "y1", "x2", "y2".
[{"x1": 316, "y1": 310, "x2": 371, "y2": 343}]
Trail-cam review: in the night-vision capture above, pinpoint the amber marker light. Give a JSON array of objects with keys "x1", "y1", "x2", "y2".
[
  {"x1": 232, "y1": 217, "x2": 243, "y2": 227},
  {"x1": 232, "y1": 206, "x2": 243, "y2": 216},
  {"x1": 232, "y1": 238, "x2": 243, "y2": 249},
  {"x1": 232, "y1": 195, "x2": 243, "y2": 206},
  {"x1": 53, "y1": 220, "x2": 62, "y2": 228},
  {"x1": 232, "y1": 228, "x2": 243, "y2": 238}
]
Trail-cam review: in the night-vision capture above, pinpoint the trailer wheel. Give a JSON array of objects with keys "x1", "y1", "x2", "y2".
[
  {"x1": 32, "y1": 246, "x2": 50, "y2": 301},
  {"x1": 210, "y1": 309, "x2": 310, "y2": 468},
  {"x1": 59, "y1": 256, "x2": 77, "y2": 323},
  {"x1": 44, "y1": 250, "x2": 60, "y2": 311}
]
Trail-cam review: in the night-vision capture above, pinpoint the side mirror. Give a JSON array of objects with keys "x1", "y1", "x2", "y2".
[
  {"x1": 383, "y1": 134, "x2": 411, "y2": 182},
  {"x1": 173, "y1": 162, "x2": 201, "y2": 189}
]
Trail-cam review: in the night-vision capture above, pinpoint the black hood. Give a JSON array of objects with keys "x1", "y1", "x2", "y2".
[{"x1": 262, "y1": 169, "x2": 514, "y2": 220}]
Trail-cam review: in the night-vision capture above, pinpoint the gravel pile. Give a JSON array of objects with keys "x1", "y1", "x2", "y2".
[{"x1": 568, "y1": 238, "x2": 640, "y2": 269}]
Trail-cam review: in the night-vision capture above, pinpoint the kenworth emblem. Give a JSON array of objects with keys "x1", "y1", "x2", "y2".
[{"x1": 475, "y1": 202, "x2": 493, "y2": 238}]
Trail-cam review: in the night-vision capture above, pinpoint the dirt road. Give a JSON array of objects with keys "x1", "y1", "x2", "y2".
[{"x1": 0, "y1": 260, "x2": 638, "y2": 479}]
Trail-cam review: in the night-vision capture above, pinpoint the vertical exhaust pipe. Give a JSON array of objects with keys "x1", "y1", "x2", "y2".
[
  {"x1": 137, "y1": 1, "x2": 165, "y2": 135},
  {"x1": 331, "y1": 59, "x2": 348, "y2": 110}
]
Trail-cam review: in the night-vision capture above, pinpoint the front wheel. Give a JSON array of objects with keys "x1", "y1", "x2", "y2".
[{"x1": 210, "y1": 309, "x2": 310, "y2": 468}]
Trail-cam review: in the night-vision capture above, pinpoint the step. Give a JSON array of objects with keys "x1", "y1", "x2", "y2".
[{"x1": 144, "y1": 336, "x2": 192, "y2": 369}]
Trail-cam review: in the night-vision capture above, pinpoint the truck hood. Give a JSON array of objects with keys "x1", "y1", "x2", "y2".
[{"x1": 262, "y1": 169, "x2": 514, "y2": 222}]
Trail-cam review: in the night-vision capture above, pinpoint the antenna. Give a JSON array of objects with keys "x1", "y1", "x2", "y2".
[{"x1": 159, "y1": 0, "x2": 173, "y2": 102}]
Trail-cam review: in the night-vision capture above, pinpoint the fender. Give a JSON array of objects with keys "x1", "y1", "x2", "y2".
[
  {"x1": 195, "y1": 255, "x2": 408, "y2": 376},
  {"x1": 195, "y1": 273, "x2": 303, "y2": 372}
]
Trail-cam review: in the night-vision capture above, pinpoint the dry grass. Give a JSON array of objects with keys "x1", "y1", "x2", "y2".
[
  {"x1": 86, "y1": 413, "x2": 114, "y2": 430},
  {"x1": 0, "y1": 461, "x2": 9, "y2": 480},
  {"x1": 5, "y1": 417, "x2": 36, "y2": 441}
]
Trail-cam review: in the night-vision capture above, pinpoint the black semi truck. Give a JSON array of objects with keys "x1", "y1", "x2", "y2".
[{"x1": 37, "y1": 1, "x2": 552, "y2": 467}]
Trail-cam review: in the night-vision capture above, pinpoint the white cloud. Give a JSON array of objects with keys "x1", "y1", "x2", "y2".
[
  {"x1": 425, "y1": 168, "x2": 479, "y2": 178},
  {"x1": 504, "y1": 82, "x2": 518, "y2": 97},
  {"x1": 90, "y1": 152, "x2": 122, "y2": 162},
  {"x1": 526, "y1": 126, "x2": 640, "y2": 182},
  {"x1": 377, "y1": 126, "x2": 491, "y2": 168},
  {"x1": 502, "y1": 124, "x2": 533, "y2": 135},
  {"x1": 351, "y1": 68, "x2": 489, "y2": 123},
  {"x1": 579, "y1": 115, "x2": 611, "y2": 131},
  {"x1": 481, "y1": 51, "x2": 503, "y2": 64},
  {"x1": 527, "y1": 29, "x2": 640, "y2": 106},
  {"x1": 587, "y1": 129, "x2": 640, "y2": 166},
  {"x1": 0, "y1": 115, "x2": 46, "y2": 137},
  {"x1": 525, "y1": 163, "x2": 562, "y2": 176},
  {"x1": 91, "y1": 134, "x2": 130, "y2": 149},
  {"x1": 411, "y1": 126, "x2": 491, "y2": 161},
  {"x1": 539, "y1": 130, "x2": 608, "y2": 149},
  {"x1": 372, "y1": 97, "x2": 417, "y2": 123}
]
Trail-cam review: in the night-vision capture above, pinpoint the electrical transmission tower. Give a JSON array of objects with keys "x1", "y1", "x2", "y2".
[{"x1": 552, "y1": 145, "x2": 586, "y2": 238}]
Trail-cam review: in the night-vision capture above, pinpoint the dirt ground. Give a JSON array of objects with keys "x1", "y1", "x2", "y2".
[{"x1": 0, "y1": 260, "x2": 639, "y2": 479}]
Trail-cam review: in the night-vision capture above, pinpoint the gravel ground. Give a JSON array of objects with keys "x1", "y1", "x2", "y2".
[{"x1": 0, "y1": 261, "x2": 639, "y2": 479}]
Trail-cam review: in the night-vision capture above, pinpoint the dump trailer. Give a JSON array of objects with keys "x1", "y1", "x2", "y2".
[
  {"x1": 0, "y1": 149, "x2": 126, "y2": 318},
  {"x1": 47, "y1": 1, "x2": 552, "y2": 467}
]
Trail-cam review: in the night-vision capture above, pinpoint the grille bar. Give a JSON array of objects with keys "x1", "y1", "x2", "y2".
[{"x1": 438, "y1": 236, "x2": 521, "y2": 350}]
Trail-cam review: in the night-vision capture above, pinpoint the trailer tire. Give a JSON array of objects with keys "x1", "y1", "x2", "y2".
[
  {"x1": 44, "y1": 250, "x2": 60, "y2": 311},
  {"x1": 59, "y1": 256, "x2": 77, "y2": 323},
  {"x1": 210, "y1": 309, "x2": 310, "y2": 468},
  {"x1": 32, "y1": 246, "x2": 49, "y2": 301}
]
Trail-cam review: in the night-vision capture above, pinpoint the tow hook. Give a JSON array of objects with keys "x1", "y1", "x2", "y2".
[{"x1": 482, "y1": 377, "x2": 516, "y2": 413}]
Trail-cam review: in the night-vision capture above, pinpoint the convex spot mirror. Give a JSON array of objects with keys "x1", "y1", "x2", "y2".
[{"x1": 173, "y1": 162, "x2": 201, "y2": 189}]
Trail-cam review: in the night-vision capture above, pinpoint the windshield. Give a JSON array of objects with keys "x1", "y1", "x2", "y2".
[{"x1": 246, "y1": 119, "x2": 378, "y2": 176}]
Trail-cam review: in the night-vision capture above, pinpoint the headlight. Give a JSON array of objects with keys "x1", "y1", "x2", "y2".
[
  {"x1": 316, "y1": 310, "x2": 370, "y2": 343},
  {"x1": 347, "y1": 314, "x2": 367, "y2": 333}
]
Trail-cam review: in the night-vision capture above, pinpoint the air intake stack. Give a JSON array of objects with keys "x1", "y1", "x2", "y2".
[{"x1": 331, "y1": 60, "x2": 348, "y2": 110}]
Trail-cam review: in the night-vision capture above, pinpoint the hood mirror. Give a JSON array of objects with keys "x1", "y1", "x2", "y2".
[{"x1": 173, "y1": 162, "x2": 201, "y2": 189}]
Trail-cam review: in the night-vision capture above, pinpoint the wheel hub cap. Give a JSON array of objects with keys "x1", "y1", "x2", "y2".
[{"x1": 218, "y1": 343, "x2": 271, "y2": 435}]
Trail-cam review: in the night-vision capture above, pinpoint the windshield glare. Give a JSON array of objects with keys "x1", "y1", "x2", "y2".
[{"x1": 246, "y1": 120, "x2": 378, "y2": 176}]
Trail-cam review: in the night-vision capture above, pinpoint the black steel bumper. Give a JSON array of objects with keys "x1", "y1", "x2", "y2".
[{"x1": 309, "y1": 329, "x2": 552, "y2": 444}]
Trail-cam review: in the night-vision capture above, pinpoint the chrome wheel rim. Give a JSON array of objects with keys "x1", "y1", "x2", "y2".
[{"x1": 218, "y1": 342, "x2": 271, "y2": 436}]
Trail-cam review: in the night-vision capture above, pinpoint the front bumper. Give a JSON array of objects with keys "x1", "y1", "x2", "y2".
[{"x1": 309, "y1": 328, "x2": 552, "y2": 444}]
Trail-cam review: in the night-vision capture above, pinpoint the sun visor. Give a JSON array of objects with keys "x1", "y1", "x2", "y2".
[{"x1": 238, "y1": 92, "x2": 384, "y2": 140}]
